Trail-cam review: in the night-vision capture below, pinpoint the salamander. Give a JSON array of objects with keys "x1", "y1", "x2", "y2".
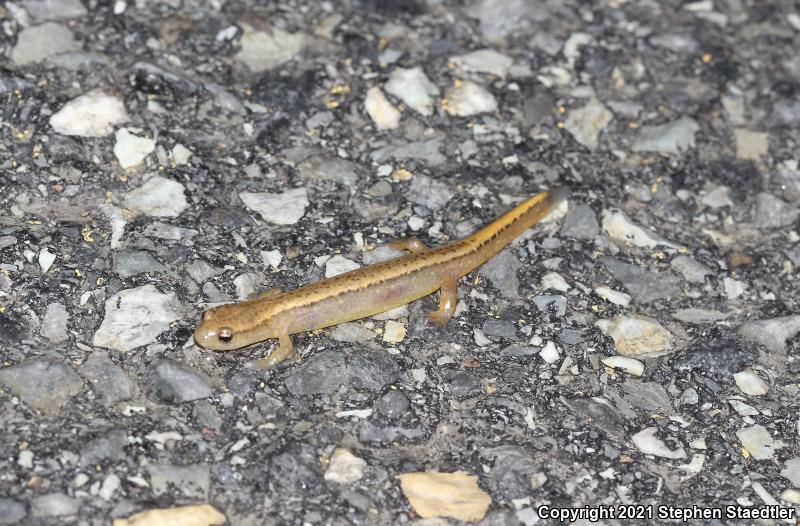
[{"x1": 194, "y1": 187, "x2": 569, "y2": 367}]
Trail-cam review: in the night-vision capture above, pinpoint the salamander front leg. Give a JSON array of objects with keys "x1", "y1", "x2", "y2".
[
  {"x1": 256, "y1": 332, "x2": 294, "y2": 369},
  {"x1": 388, "y1": 237, "x2": 429, "y2": 254},
  {"x1": 425, "y1": 279, "x2": 458, "y2": 326}
]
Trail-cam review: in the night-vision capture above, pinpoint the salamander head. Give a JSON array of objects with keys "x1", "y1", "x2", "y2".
[{"x1": 194, "y1": 303, "x2": 276, "y2": 351}]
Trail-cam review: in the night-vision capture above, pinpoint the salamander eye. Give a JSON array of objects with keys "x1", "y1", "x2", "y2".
[{"x1": 218, "y1": 327, "x2": 233, "y2": 343}]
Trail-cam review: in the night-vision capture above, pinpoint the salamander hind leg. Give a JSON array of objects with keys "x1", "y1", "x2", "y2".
[
  {"x1": 388, "y1": 237, "x2": 429, "y2": 254},
  {"x1": 256, "y1": 333, "x2": 294, "y2": 369},
  {"x1": 425, "y1": 279, "x2": 458, "y2": 326}
]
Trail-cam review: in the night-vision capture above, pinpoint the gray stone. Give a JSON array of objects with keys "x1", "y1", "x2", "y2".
[
  {"x1": 0, "y1": 358, "x2": 83, "y2": 413},
  {"x1": 79, "y1": 351, "x2": 134, "y2": 405},
  {"x1": 330, "y1": 322, "x2": 376, "y2": 344},
  {"x1": 371, "y1": 138, "x2": 447, "y2": 167},
  {"x1": 358, "y1": 421, "x2": 426, "y2": 444},
  {"x1": 142, "y1": 222, "x2": 197, "y2": 241},
  {"x1": 149, "y1": 359, "x2": 214, "y2": 403},
  {"x1": 557, "y1": 328, "x2": 584, "y2": 345},
  {"x1": 618, "y1": 380, "x2": 673, "y2": 415},
  {"x1": 754, "y1": 192, "x2": 799, "y2": 229},
  {"x1": 738, "y1": 315, "x2": 800, "y2": 354},
  {"x1": 562, "y1": 397, "x2": 626, "y2": 442},
  {"x1": 285, "y1": 351, "x2": 346, "y2": 396},
  {"x1": 348, "y1": 351, "x2": 401, "y2": 392},
  {"x1": 480, "y1": 445, "x2": 538, "y2": 500},
  {"x1": 674, "y1": 333, "x2": 753, "y2": 375},
  {"x1": 31, "y1": 493, "x2": 80, "y2": 517},
  {"x1": 41, "y1": 302, "x2": 68, "y2": 342},
  {"x1": 0, "y1": 498, "x2": 26, "y2": 524},
  {"x1": 447, "y1": 370, "x2": 480, "y2": 399},
  {"x1": 192, "y1": 400, "x2": 223, "y2": 430},
  {"x1": 672, "y1": 308, "x2": 731, "y2": 324},
  {"x1": 147, "y1": 463, "x2": 210, "y2": 499},
  {"x1": 499, "y1": 345, "x2": 538, "y2": 359},
  {"x1": 270, "y1": 444, "x2": 320, "y2": 492},
  {"x1": 560, "y1": 204, "x2": 600, "y2": 240},
  {"x1": 10, "y1": 22, "x2": 80, "y2": 65},
  {"x1": 482, "y1": 318, "x2": 518, "y2": 340},
  {"x1": 478, "y1": 248, "x2": 522, "y2": 300},
  {"x1": 670, "y1": 255, "x2": 713, "y2": 284},
  {"x1": 406, "y1": 174, "x2": 455, "y2": 211},
  {"x1": 564, "y1": 98, "x2": 613, "y2": 149},
  {"x1": 600, "y1": 257, "x2": 682, "y2": 303},
  {"x1": 298, "y1": 157, "x2": 359, "y2": 187},
  {"x1": 0, "y1": 236, "x2": 17, "y2": 249},
  {"x1": 769, "y1": 100, "x2": 800, "y2": 127},
  {"x1": 124, "y1": 177, "x2": 188, "y2": 218},
  {"x1": 532, "y1": 294, "x2": 566, "y2": 316},
  {"x1": 377, "y1": 390, "x2": 411, "y2": 419},
  {"x1": 780, "y1": 457, "x2": 800, "y2": 487},
  {"x1": 80, "y1": 429, "x2": 127, "y2": 466},
  {"x1": 631, "y1": 116, "x2": 700, "y2": 154},
  {"x1": 21, "y1": 0, "x2": 88, "y2": 20},
  {"x1": 0, "y1": 313, "x2": 25, "y2": 343},
  {"x1": 236, "y1": 24, "x2": 307, "y2": 72},
  {"x1": 185, "y1": 260, "x2": 222, "y2": 283},
  {"x1": 775, "y1": 167, "x2": 800, "y2": 202},
  {"x1": 649, "y1": 32, "x2": 699, "y2": 53},
  {"x1": 465, "y1": 0, "x2": 549, "y2": 41},
  {"x1": 112, "y1": 250, "x2": 165, "y2": 278}
]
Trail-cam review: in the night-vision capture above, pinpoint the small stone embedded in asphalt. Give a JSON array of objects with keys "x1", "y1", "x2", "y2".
[
  {"x1": 600, "y1": 256, "x2": 683, "y2": 304},
  {"x1": 81, "y1": 428, "x2": 127, "y2": 465},
  {"x1": 297, "y1": 157, "x2": 359, "y2": 187},
  {"x1": 41, "y1": 302, "x2": 69, "y2": 342},
  {"x1": 240, "y1": 187, "x2": 309, "y2": 225},
  {"x1": 365, "y1": 87, "x2": 401, "y2": 130},
  {"x1": 564, "y1": 98, "x2": 613, "y2": 149},
  {"x1": 733, "y1": 368, "x2": 769, "y2": 396},
  {"x1": 601, "y1": 356, "x2": 644, "y2": 376},
  {"x1": 446, "y1": 370, "x2": 480, "y2": 399},
  {"x1": 631, "y1": 116, "x2": 700, "y2": 154},
  {"x1": 112, "y1": 504, "x2": 226, "y2": 526},
  {"x1": 448, "y1": 48, "x2": 513, "y2": 78},
  {"x1": 738, "y1": 315, "x2": 800, "y2": 354},
  {"x1": 397, "y1": 470, "x2": 492, "y2": 522},
  {"x1": 754, "y1": 192, "x2": 800, "y2": 229},
  {"x1": 672, "y1": 308, "x2": 731, "y2": 324},
  {"x1": 22, "y1": 0, "x2": 88, "y2": 19},
  {"x1": 733, "y1": 129, "x2": 768, "y2": 160},
  {"x1": 31, "y1": 493, "x2": 81, "y2": 518},
  {"x1": 347, "y1": 351, "x2": 402, "y2": 391},
  {"x1": 112, "y1": 250, "x2": 166, "y2": 278},
  {"x1": 0, "y1": 498, "x2": 26, "y2": 525},
  {"x1": 324, "y1": 448, "x2": 367, "y2": 485},
  {"x1": 371, "y1": 138, "x2": 447, "y2": 166},
  {"x1": 670, "y1": 255, "x2": 713, "y2": 284},
  {"x1": 736, "y1": 424, "x2": 783, "y2": 460},
  {"x1": 444, "y1": 80, "x2": 498, "y2": 117},
  {"x1": 478, "y1": 248, "x2": 522, "y2": 300},
  {"x1": 148, "y1": 359, "x2": 214, "y2": 403},
  {"x1": 114, "y1": 128, "x2": 156, "y2": 169},
  {"x1": 482, "y1": 318, "x2": 518, "y2": 340},
  {"x1": 358, "y1": 421, "x2": 426, "y2": 444},
  {"x1": 325, "y1": 255, "x2": 360, "y2": 278},
  {"x1": 595, "y1": 314, "x2": 674, "y2": 358},
  {"x1": 285, "y1": 351, "x2": 347, "y2": 396},
  {"x1": 406, "y1": 174, "x2": 455, "y2": 211},
  {"x1": 11, "y1": 22, "x2": 80, "y2": 65},
  {"x1": 124, "y1": 176, "x2": 188, "y2": 218},
  {"x1": 38, "y1": 247, "x2": 56, "y2": 273},
  {"x1": 781, "y1": 458, "x2": 800, "y2": 487},
  {"x1": 540, "y1": 272, "x2": 569, "y2": 292},
  {"x1": 235, "y1": 23, "x2": 307, "y2": 72},
  {"x1": 330, "y1": 322, "x2": 376, "y2": 344},
  {"x1": 559, "y1": 203, "x2": 600, "y2": 239},
  {"x1": 631, "y1": 427, "x2": 687, "y2": 459},
  {"x1": 377, "y1": 390, "x2": 411, "y2": 419},
  {"x1": 673, "y1": 331, "x2": 754, "y2": 375},
  {"x1": 533, "y1": 294, "x2": 567, "y2": 316},
  {"x1": 147, "y1": 463, "x2": 211, "y2": 499},
  {"x1": 93, "y1": 284, "x2": 185, "y2": 352},
  {"x1": 78, "y1": 351, "x2": 134, "y2": 405},
  {"x1": 0, "y1": 357, "x2": 83, "y2": 413},
  {"x1": 49, "y1": 90, "x2": 128, "y2": 137},
  {"x1": 602, "y1": 208, "x2": 683, "y2": 250},
  {"x1": 594, "y1": 286, "x2": 631, "y2": 307},
  {"x1": 384, "y1": 67, "x2": 440, "y2": 116}
]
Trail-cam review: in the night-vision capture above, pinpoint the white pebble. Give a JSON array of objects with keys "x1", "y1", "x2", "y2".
[
  {"x1": 601, "y1": 356, "x2": 644, "y2": 376},
  {"x1": 539, "y1": 341, "x2": 560, "y2": 364},
  {"x1": 38, "y1": 248, "x2": 56, "y2": 273},
  {"x1": 124, "y1": 176, "x2": 188, "y2": 217},
  {"x1": 325, "y1": 255, "x2": 360, "y2": 278},
  {"x1": 261, "y1": 250, "x2": 282, "y2": 269},
  {"x1": 365, "y1": 87, "x2": 401, "y2": 130},
  {"x1": 407, "y1": 216, "x2": 425, "y2": 231},
  {"x1": 445, "y1": 81, "x2": 497, "y2": 117},
  {"x1": 383, "y1": 320, "x2": 406, "y2": 343},
  {"x1": 473, "y1": 328, "x2": 491, "y2": 346},
  {"x1": 385, "y1": 67, "x2": 439, "y2": 116},
  {"x1": 114, "y1": 128, "x2": 155, "y2": 169},
  {"x1": 170, "y1": 144, "x2": 192, "y2": 165},
  {"x1": 594, "y1": 286, "x2": 631, "y2": 307},
  {"x1": 240, "y1": 187, "x2": 309, "y2": 225},
  {"x1": 540, "y1": 272, "x2": 569, "y2": 292},
  {"x1": 324, "y1": 448, "x2": 367, "y2": 484},
  {"x1": 632, "y1": 427, "x2": 687, "y2": 459},
  {"x1": 49, "y1": 90, "x2": 128, "y2": 137},
  {"x1": 733, "y1": 368, "x2": 769, "y2": 396}
]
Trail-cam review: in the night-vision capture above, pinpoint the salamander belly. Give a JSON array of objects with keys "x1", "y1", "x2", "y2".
[{"x1": 282, "y1": 268, "x2": 445, "y2": 335}]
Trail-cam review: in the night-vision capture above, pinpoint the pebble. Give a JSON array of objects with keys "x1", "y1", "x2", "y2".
[
  {"x1": 734, "y1": 129, "x2": 768, "y2": 160},
  {"x1": 670, "y1": 255, "x2": 713, "y2": 284},
  {"x1": 365, "y1": 87, "x2": 401, "y2": 130},
  {"x1": 594, "y1": 286, "x2": 631, "y2": 307},
  {"x1": 31, "y1": 493, "x2": 81, "y2": 518},
  {"x1": 674, "y1": 332, "x2": 753, "y2": 374},
  {"x1": 185, "y1": 260, "x2": 222, "y2": 283},
  {"x1": 595, "y1": 314, "x2": 674, "y2": 358},
  {"x1": 100, "y1": 473, "x2": 121, "y2": 500},
  {"x1": 330, "y1": 323, "x2": 376, "y2": 344},
  {"x1": 147, "y1": 464, "x2": 211, "y2": 499},
  {"x1": 600, "y1": 256, "x2": 682, "y2": 304},
  {"x1": 700, "y1": 185, "x2": 735, "y2": 209},
  {"x1": 540, "y1": 272, "x2": 569, "y2": 292},
  {"x1": 444, "y1": 80, "x2": 498, "y2": 117},
  {"x1": 112, "y1": 504, "x2": 226, "y2": 526},
  {"x1": 564, "y1": 98, "x2": 613, "y2": 149},
  {"x1": 780, "y1": 457, "x2": 800, "y2": 487},
  {"x1": 113, "y1": 250, "x2": 165, "y2": 278},
  {"x1": 124, "y1": 176, "x2": 188, "y2": 217},
  {"x1": 79, "y1": 351, "x2": 134, "y2": 405},
  {"x1": 397, "y1": 471, "x2": 491, "y2": 522},
  {"x1": 478, "y1": 249, "x2": 522, "y2": 300},
  {"x1": 754, "y1": 192, "x2": 799, "y2": 229},
  {"x1": 49, "y1": 90, "x2": 128, "y2": 137},
  {"x1": 601, "y1": 356, "x2": 644, "y2": 376},
  {"x1": 559, "y1": 204, "x2": 600, "y2": 239},
  {"x1": 738, "y1": 315, "x2": 800, "y2": 353},
  {"x1": 532, "y1": 294, "x2": 566, "y2": 316},
  {"x1": 447, "y1": 370, "x2": 480, "y2": 398},
  {"x1": 781, "y1": 489, "x2": 800, "y2": 505},
  {"x1": 22, "y1": 0, "x2": 88, "y2": 19},
  {"x1": 298, "y1": 158, "x2": 359, "y2": 187},
  {"x1": 93, "y1": 284, "x2": 185, "y2": 352},
  {"x1": 235, "y1": 23, "x2": 306, "y2": 72},
  {"x1": 41, "y1": 302, "x2": 68, "y2": 342},
  {"x1": 99, "y1": 203, "x2": 128, "y2": 248},
  {"x1": 723, "y1": 277, "x2": 746, "y2": 300},
  {"x1": 601, "y1": 209, "x2": 682, "y2": 249},
  {"x1": 38, "y1": 247, "x2": 56, "y2": 273},
  {"x1": 631, "y1": 116, "x2": 700, "y2": 154},
  {"x1": 240, "y1": 187, "x2": 309, "y2": 225},
  {"x1": 0, "y1": 499, "x2": 26, "y2": 525},
  {"x1": 0, "y1": 357, "x2": 83, "y2": 413},
  {"x1": 473, "y1": 328, "x2": 492, "y2": 346},
  {"x1": 114, "y1": 128, "x2": 155, "y2": 169},
  {"x1": 406, "y1": 174, "x2": 455, "y2": 211},
  {"x1": 776, "y1": 164, "x2": 800, "y2": 202},
  {"x1": 378, "y1": 390, "x2": 411, "y2": 419},
  {"x1": 672, "y1": 308, "x2": 731, "y2": 324},
  {"x1": 18, "y1": 450, "x2": 33, "y2": 469},
  {"x1": 171, "y1": 144, "x2": 192, "y2": 165},
  {"x1": 539, "y1": 340, "x2": 560, "y2": 363},
  {"x1": 325, "y1": 255, "x2": 360, "y2": 278},
  {"x1": 285, "y1": 351, "x2": 347, "y2": 396},
  {"x1": 449, "y1": 49, "x2": 513, "y2": 78},
  {"x1": 324, "y1": 448, "x2": 367, "y2": 484},
  {"x1": 631, "y1": 427, "x2": 687, "y2": 459},
  {"x1": 371, "y1": 138, "x2": 446, "y2": 166},
  {"x1": 10, "y1": 22, "x2": 80, "y2": 65},
  {"x1": 383, "y1": 320, "x2": 407, "y2": 343},
  {"x1": 149, "y1": 359, "x2": 214, "y2": 403},
  {"x1": 737, "y1": 424, "x2": 783, "y2": 460},
  {"x1": 385, "y1": 67, "x2": 440, "y2": 116}
]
